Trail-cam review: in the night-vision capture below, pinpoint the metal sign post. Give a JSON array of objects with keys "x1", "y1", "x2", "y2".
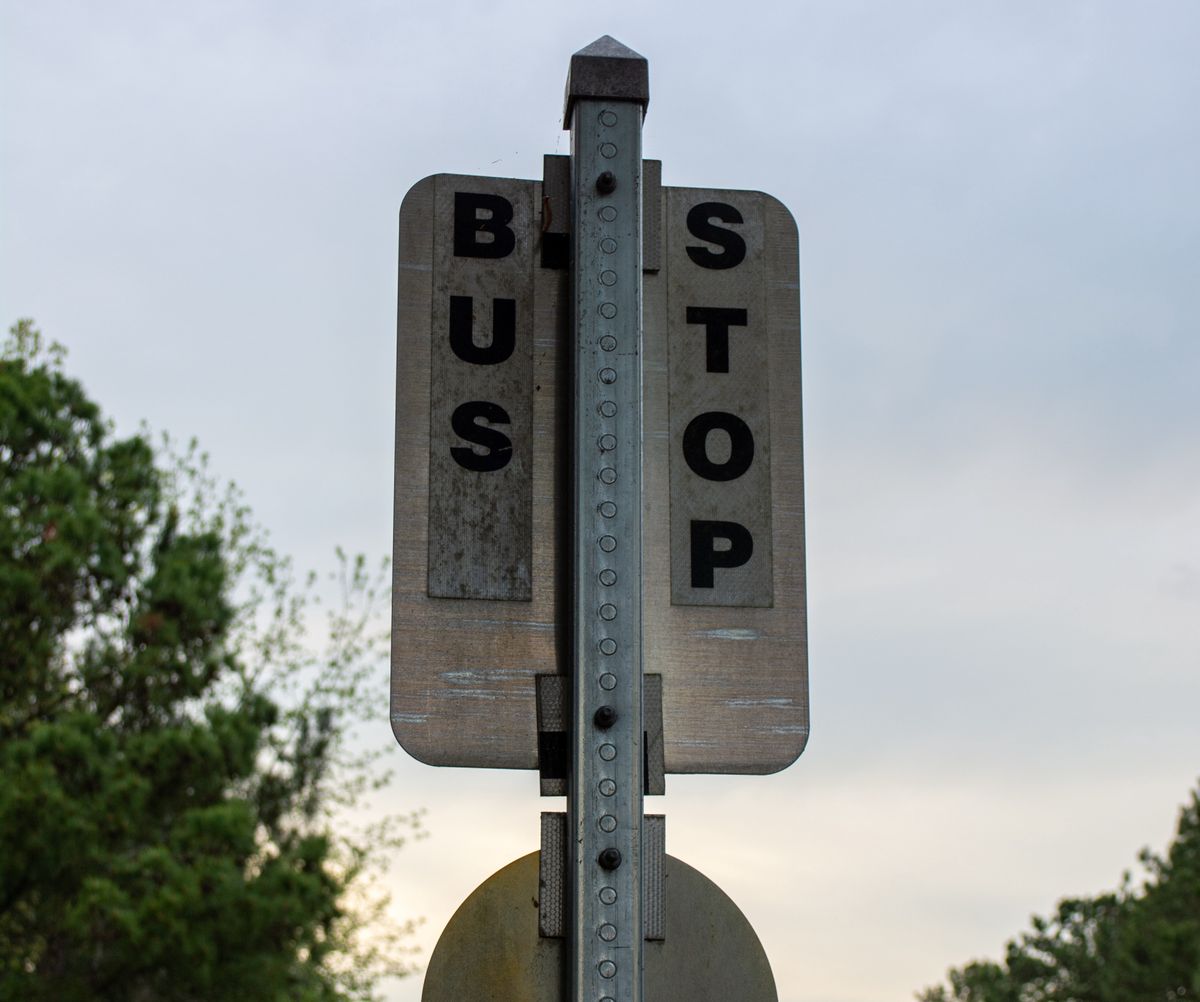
[
  {"x1": 565, "y1": 39, "x2": 649, "y2": 1002},
  {"x1": 395, "y1": 34, "x2": 805, "y2": 1002}
]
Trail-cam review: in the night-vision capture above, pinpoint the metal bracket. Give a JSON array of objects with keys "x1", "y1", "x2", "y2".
[
  {"x1": 539, "y1": 811, "x2": 665, "y2": 941},
  {"x1": 643, "y1": 673, "x2": 665, "y2": 796},
  {"x1": 540, "y1": 155, "x2": 662, "y2": 273},
  {"x1": 541, "y1": 154, "x2": 571, "y2": 271},
  {"x1": 536, "y1": 673, "x2": 570, "y2": 797},
  {"x1": 537, "y1": 674, "x2": 664, "y2": 797}
]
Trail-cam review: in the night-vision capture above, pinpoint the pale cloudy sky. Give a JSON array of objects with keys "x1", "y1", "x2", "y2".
[{"x1": 3, "y1": 2, "x2": 1198, "y2": 1001}]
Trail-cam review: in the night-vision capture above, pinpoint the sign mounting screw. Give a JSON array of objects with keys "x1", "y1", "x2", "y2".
[
  {"x1": 594, "y1": 705, "x2": 618, "y2": 729},
  {"x1": 598, "y1": 847, "x2": 623, "y2": 871}
]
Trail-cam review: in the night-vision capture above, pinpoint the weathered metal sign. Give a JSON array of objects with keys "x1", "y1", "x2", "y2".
[
  {"x1": 421, "y1": 851, "x2": 778, "y2": 1002},
  {"x1": 392, "y1": 170, "x2": 807, "y2": 774}
]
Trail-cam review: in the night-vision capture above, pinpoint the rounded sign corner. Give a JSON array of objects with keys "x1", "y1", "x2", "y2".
[
  {"x1": 399, "y1": 173, "x2": 441, "y2": 218},
  {"x1": 389, "y1": 712, "x2": 445, "y2": 768},
  {"x1": 757, "y1": 190, "x2": 799, "y2": 244}
]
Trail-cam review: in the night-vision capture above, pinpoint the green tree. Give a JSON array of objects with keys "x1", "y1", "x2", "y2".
[
  {"x1": 918, "y1": 782, "x2": 1200, "y2": 1002},
  {"x1": 0, "y1": 320, "x2": 416, "y2": 1001}
]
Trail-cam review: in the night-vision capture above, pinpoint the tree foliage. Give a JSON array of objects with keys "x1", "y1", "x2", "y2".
[
  {"x1": 0, "y1": 320, "x2": 416, "y2": 1001},
  {"x1": 918, "y1": 781, "x2": 1200, "y2": 1002}
]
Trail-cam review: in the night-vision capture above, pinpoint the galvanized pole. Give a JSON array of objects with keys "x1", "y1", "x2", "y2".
[{"x1": 564, "y1": 36, "x2": 650, "y2": 1002}]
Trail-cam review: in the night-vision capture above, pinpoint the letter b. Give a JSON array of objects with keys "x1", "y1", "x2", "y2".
[{"x1": 454, "y1": 192, "x2": 516, "y2": 258}]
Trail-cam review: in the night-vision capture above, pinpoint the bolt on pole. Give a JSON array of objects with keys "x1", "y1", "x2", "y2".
[{"x1": 564, "y1": 35, "x2": 650, "y2": 1002}]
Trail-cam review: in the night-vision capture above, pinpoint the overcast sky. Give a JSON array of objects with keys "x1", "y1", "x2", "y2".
[{"x1": 3, "y1": 2, "x2": 1198, "y2": 1000}]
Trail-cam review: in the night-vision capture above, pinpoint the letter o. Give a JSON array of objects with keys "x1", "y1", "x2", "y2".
[{"x1": 682, "y1": 412, "x2": 754, "y2": 482}]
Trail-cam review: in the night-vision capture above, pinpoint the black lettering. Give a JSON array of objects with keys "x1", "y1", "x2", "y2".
[
  {"x1": 685, "y1": 202, "x2": 746, "y2": 270},
  {"x1": 450, "y1": 401, "x2": 512, "y2": 472},
  {"x1": 685, "y1": 307, "x2": 748, "y2": 373},
  {"x1": 454, "y1": 192, "x2": 516, "y2": 258},
  {"x1": 450, "y1": 296, "x2": 515, "y2": 365},
  {"x1": 682, "y1": 412, "x2": 754, "y2": 482},
  {"x1": 690, "y1": 520, "x2": 754, "y2": 588}
]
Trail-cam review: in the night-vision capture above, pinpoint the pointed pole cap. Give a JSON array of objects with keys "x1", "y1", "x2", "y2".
[{"x1": 563, "y1": 35, "x2": 649, "y2": 129}]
